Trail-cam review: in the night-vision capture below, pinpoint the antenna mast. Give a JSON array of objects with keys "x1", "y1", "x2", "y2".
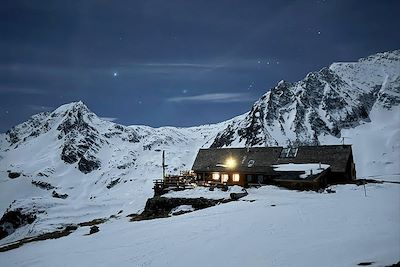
[
  {"x1": 162, "y1": 150, "x2": 166, "y2": 179},
  {"x1": 341, "y1": 137, "x2": 351, "y2": 145}
]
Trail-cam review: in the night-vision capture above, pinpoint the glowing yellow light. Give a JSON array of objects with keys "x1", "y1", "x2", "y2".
[
  {"x1": 225, "y1": 157, "x2": 236, "y2": 169},
  {"x1": 212, "y1": 173, "x2": 220, "y2": 180}
]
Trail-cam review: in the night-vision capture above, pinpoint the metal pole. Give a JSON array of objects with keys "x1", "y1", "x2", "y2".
[
  {"x1": 162, "y1": 150, "x2": 165, "y2": 179},
  {"x1": 363, "y1": 181, "x2": 367, "y2": 197}
]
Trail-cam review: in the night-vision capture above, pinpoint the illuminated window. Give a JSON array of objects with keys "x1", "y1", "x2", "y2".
[
  {"x1": 232, "y1": 173, "x2": 240, "y2": 182},
  {"x1": 222, "y1": 174, "x2": 229, "y2": 182},
  {"x1": 212, "y1": 173, "x2": 220, "y2": 180}
]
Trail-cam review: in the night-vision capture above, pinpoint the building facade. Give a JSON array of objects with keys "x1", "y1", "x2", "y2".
[{"x1": 191, "y1": 145, "x2": 356, "y2": 189}]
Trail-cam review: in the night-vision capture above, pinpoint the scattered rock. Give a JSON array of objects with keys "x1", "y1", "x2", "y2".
[
  {"x1": 117, "y1": 162, "x2": 134, "y2": 169},
  {"x1": 107, "y1": 178, "x2": 120, "y2": 189},
  {"x1": 230, "y1": 191, "x2": 248, "y2": 200},
  {"x1": 31, "y1": 180, "x2": 55, "y2": 190},
  {"x1": 52, "y1": 191, "x2": 68, "y2": 199},
  {"x1": 78, "y1": 218, "x2": 107, "y2": 227},
  {"x1": 8, "y1": 172, "x2": 21, "y2": 179},
  {"x1": 89, "y1": 226, "x2": 99, "y2": 235},
  {"x1": 354, "y1": 179, "x2": 384, "y2": 185},
  {"x1": 358, "y1": 262, "x2": 374, "y2": 266}
]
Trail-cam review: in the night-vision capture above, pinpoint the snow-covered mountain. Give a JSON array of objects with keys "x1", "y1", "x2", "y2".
[
  {"x1": 0, "y1": 101, "x2": 238, "y2": 242},
  {"x1": 0, "y1": 50, "x2": 399, "y2": 245},
  {"x1": 211, "y1": 50, "x2": 400, "y2": 177},
  {"x1": 211, "y1": 50, "x2": 400, "y2": 148}
]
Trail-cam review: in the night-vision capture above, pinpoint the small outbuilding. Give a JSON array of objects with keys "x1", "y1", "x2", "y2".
[{"x1": 191, "y1": 145, "x2": 356, "y2": 190}]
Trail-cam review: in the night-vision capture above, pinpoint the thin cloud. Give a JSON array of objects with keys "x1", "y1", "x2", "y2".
[
  {"x1": 99, "y1": 117, "x2": 118, "y2": 122},
  {"x1": 0, "y1": 86, "x2": 46, "y2": 95},
  {"x1": 138, "y1": 63, "x2": 224, "y2": 69},
  {"x1": 26, "y1": 105, "x2": 53, "y2": 112},
  {"x1": 167, "y1": 93, "x2": 255, "y2": 103},
  {"x1": 118, "y1": 62, "x2": 226, "y2": 75}
]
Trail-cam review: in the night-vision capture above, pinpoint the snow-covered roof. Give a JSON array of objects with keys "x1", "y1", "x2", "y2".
[
  {"x1": 192, "y1": 145, "x2": 353, "y2": 174},
  {"x1": 272, "y1": 163, "x2": 330, "y2": 179}
]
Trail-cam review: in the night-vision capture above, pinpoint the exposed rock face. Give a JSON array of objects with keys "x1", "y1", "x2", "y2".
[
  {"x1": 131, "y1": 197, "x2": 224, "y2": 220},
  {"x1": 0, "y1": 209, "x2": 36, "y2": 240},
  {"x1": 78, "y1": 155, "x2": 101, "y2": 174},
  {"x1": 4, "y1": 102, "x2": 108, "y2": 174},
  {"x1": 211, "y1": 50, "x2": 400, "y2": 147},
  {"x1": 56, "y1": 102, "x2": 103, "y2": 173},
  {"x1": 5, "y1": 112, "x2": 51, "y2": 145}
]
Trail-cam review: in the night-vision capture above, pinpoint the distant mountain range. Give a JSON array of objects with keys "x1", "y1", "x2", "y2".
[{"x1": 0, "y1": 50, "x2": 399, "y2": 244}]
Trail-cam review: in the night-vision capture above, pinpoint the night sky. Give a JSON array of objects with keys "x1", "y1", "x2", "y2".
[{"x1": 1, "y1": 1, "x2": 399, "y2": 132}]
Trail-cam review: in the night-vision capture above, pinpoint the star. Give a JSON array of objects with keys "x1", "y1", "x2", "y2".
[
  {"x1": 257, "y1": 60, "x2": 261, "y2": 64},
  {"x1": 317, "y1": 31, "x2": 321, "y2": 35},
  {"x1": 182, "y1": 89, "x2": 188, "y2": 94},
  {"x1": 113, "y1": 72, "x2": 118, "y2": 77}
]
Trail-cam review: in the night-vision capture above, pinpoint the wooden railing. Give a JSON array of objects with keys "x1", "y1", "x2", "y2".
[{"x1": 153, "y1": 175, "x2": 196, "y2": 196}]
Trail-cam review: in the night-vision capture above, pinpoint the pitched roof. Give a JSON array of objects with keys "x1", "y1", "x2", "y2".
[{"x1": 191, "y1": 145, "x2": 353, "y2": 174}]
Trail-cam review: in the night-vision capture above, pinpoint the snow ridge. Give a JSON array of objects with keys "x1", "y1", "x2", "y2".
[{"x1": 211, "y1": 50, "x2": 400, "y2": 147}]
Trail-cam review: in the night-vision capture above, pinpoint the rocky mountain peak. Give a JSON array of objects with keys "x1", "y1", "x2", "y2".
[
  {"x1": 3, "y1": 101, "x2": 105, "y2": 174},
  {"x1": 53, "y1": 102, "x2": 104, "y2": 173},
  {"x1": 211, "y1": 50, "x2": 400, "y2": 148}
]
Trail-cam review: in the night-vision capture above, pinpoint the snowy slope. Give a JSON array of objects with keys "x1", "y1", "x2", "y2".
[
  {"x1": 0, "y1": 50, "x2": 399, "y2": 254},
  {"x1": 1, "y1": 183, "x2": 399, "y2": 267},
  {"x1": 0, "y1": 102, "x2": 239, "y2": 243}
]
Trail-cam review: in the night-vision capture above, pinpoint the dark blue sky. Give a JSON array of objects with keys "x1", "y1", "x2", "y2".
[{"x1": 1, "y1": 0, "x2": 399, "y2": 132}]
